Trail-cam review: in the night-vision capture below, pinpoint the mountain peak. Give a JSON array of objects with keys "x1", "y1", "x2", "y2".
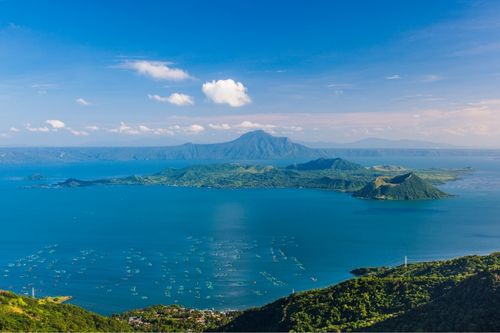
[
  {"x1": 286, "y1": 157, "x2": 364, "y2": 171},
  {"x1": 236, "y1": 130, "x2": 279, "y2": 141},
  {"x1": 218, "y1": 130, "x2": 320, "y2": 159},
  {"x1": 353, "y1": 172, "x2": 450, "y2": 200}
]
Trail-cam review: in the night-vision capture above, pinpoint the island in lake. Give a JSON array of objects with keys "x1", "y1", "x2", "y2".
[{"x1": 54, "y1": 157, "x2": 471, "y2": 201}]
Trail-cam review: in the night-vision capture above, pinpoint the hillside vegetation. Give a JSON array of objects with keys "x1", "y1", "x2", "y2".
[
  {"x1": 353, "y1": 172, "x2": 451, "y2": 200},
  {"x1": 220, "y1": 253, "x2": 500, "y2": 332},
  {"x1": 1, "y1": 253, "x2": 498, "y2": 332},
  {"x1": 0, "y1": 291, "x2": 130, "y2": 332}
]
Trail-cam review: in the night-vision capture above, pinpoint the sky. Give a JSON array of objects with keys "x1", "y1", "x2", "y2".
[{"x1": 1, "y1": 0, "x2": 500, "y2": 147}]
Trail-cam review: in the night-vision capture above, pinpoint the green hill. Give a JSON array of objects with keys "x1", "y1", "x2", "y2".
[
  {"x1": 353, "y1": 172, "x2": 451, "y2": 200},
  {"x1": 286, "y1": 157, "x2": 364, "y2": 171},
  {"x1": 0, "y1": 291, "x2": 130, "y2": 332},
  {"x1": 220, "y1": 253, "x2": 500, "y2": 332},
  {"x1": 366, "y1": 270, "x2": 500, "y2": 332}
]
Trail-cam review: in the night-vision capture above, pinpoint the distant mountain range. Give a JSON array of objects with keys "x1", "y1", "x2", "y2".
[
  {"x1": 0, "y1": 130, "x2": 498, "y2": 164},
  {"x1": 0, "y1": 130, "x2": 324, "y2": 163},
  {"x1": 163, "y1": 130, "x2": 321, "y2": 160},
  {"x1": 300, "y1": 137, "x2": 459, "y2": 149}
]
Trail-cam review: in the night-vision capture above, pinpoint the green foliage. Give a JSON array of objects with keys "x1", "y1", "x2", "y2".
[
  {"x1": 366, "y1": 270, "x2": 500, "y2": 332},
  {"x1": 286, "y1": 158, "x2": 364, "y2": 171},
  {"x1": 220, "y1": 253, "x2": 500, "y2": 332},
  {"x1": 0, "y1": 291, "x2": 130, "y2": 332}
]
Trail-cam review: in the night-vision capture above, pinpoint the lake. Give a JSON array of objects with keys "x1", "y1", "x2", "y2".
[{"x1": 0, "y1": 155, "x2": 499, "y2": 315}]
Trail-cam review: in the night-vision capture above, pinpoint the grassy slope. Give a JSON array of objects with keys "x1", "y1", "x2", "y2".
[{"x1": 0, "y1": 291, "x2": 130, "y2": 332}]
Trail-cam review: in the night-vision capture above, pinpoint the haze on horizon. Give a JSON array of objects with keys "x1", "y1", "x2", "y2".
[{"x1": 1, "y1": 1, "x2": 500, "y2": 148}]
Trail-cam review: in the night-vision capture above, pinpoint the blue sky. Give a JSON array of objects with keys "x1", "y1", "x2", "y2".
[{"x1": 1, "y1": 0, "x2": 500, "y2": 146}]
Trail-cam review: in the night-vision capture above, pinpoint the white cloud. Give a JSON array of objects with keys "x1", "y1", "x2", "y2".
[
  {"x1": 85, "y1": 125, "x2": 99, "y2": 131},
  {"x1": 26, "y1": 124, "x2": 50, "y2": 132},
  {"x1": 185, "y1": 124, "x2": 205, "y2": 133},
  {"x1": 9, "y1": 127, "x2": 20, "y2": 132},
  {"x1": 76, "y1": 97, "x2": 91, "y2": 106},
  {"x1": 166, "y1": 93, "x2": 194, "y2": 106},
  {"x1": 120, "y1": 60, "x2": 190, "y2": 81},
  {"x1": 421, "y1": 74, "x2": 442, "y2": 82},
  {"x1": 148, "y1": 93, "x2": 194, "y2": 106},
  {"x1": 153, "y1": 128, "x2": 175, "y2": 136},
  {"x1": 108, "y1": 122, "x2": 178, "y2": 136},
  {"x1": 209, "y1": 123, "x2": 231, "y2": 130},
  {"x1": 386, "y1": 74, "x2": 401, "y2": 80},
  {"x1": 138, "y1": 125, "x2": 152, "y2": 133},
  {"x1": 236, "y1": 121, "x2": 276, "y2": 130},
  {"x1": 46, "y1": 119, "x2": 65, "y2": 129},
  {"x1": 148, "y1": 94, "x2": 168, "y2": 103},
  {"x1": 108, "y1": 122, "x2": 141, "y2": 135},
  {"x1": 67, "y1": 128, "x2": 89, "y2": 136},
  {"x1": 202, "y1": 79, "x2": 251, "y2": 107}
]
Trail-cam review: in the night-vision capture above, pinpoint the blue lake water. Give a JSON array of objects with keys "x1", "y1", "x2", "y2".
[{"x1": 0, "y1": 155, "x2": 499, "y2": 315}]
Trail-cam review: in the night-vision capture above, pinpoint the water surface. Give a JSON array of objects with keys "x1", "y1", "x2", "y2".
[{"x1": 0, "y1": 156, "x2": 499, "y2": 314}]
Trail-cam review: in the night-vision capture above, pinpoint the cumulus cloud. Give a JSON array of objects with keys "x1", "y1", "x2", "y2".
[
  {"x1": 166, "y1": 93, "x2": 194, "y2": 106},
  {"x1": 138, "y1": 125, "x2": 151, "y2": 133},
  {"x1": 202, "y1": 79, "x2": 251, "y2": 107},
  {"x1": 185, "y1": 124, "x2": 205, "y2": 133},
  {"x1": 76, "y1": 98, "x2": 91, "y2": 106},
  {"x1": 120, "y1": 60, "x2": 190, "y2": 81},
  {"x1": 107, "y1": 122, "x2": 195, "y2": 136},
  {"x1": 208, "y1": 123, "x2": 231, "y2": 130},
  {"x1": 148, "y1": 93, "x2": 194, "y2": 106},
  {"x1": 148, "y1": 94, "x2": 168, "y2": 103},
  {"x1": 386, "y1": 74, "x2": 401, "y2": 80},
  {"x1": 108, "y1": 122, "x2": 141, "y2": 135},
  {"x1": 235, "y1": 121, "x2": 276, "y2": 131},
  {"x1": 9, "y1": 127, "x2": 20, "y2": 132},
  {"x1": 46, "y1": 119, "x2": 65, "y2": 129},
  {"x1": 67, "y1": 128, "x2": 89, "y2": 136},
  {"x1": 26, "y1": 124, "x2": 50, "y2": 132},
  {"x1": 153, "y1": 128, "x2": 175, "y2": 136}
]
